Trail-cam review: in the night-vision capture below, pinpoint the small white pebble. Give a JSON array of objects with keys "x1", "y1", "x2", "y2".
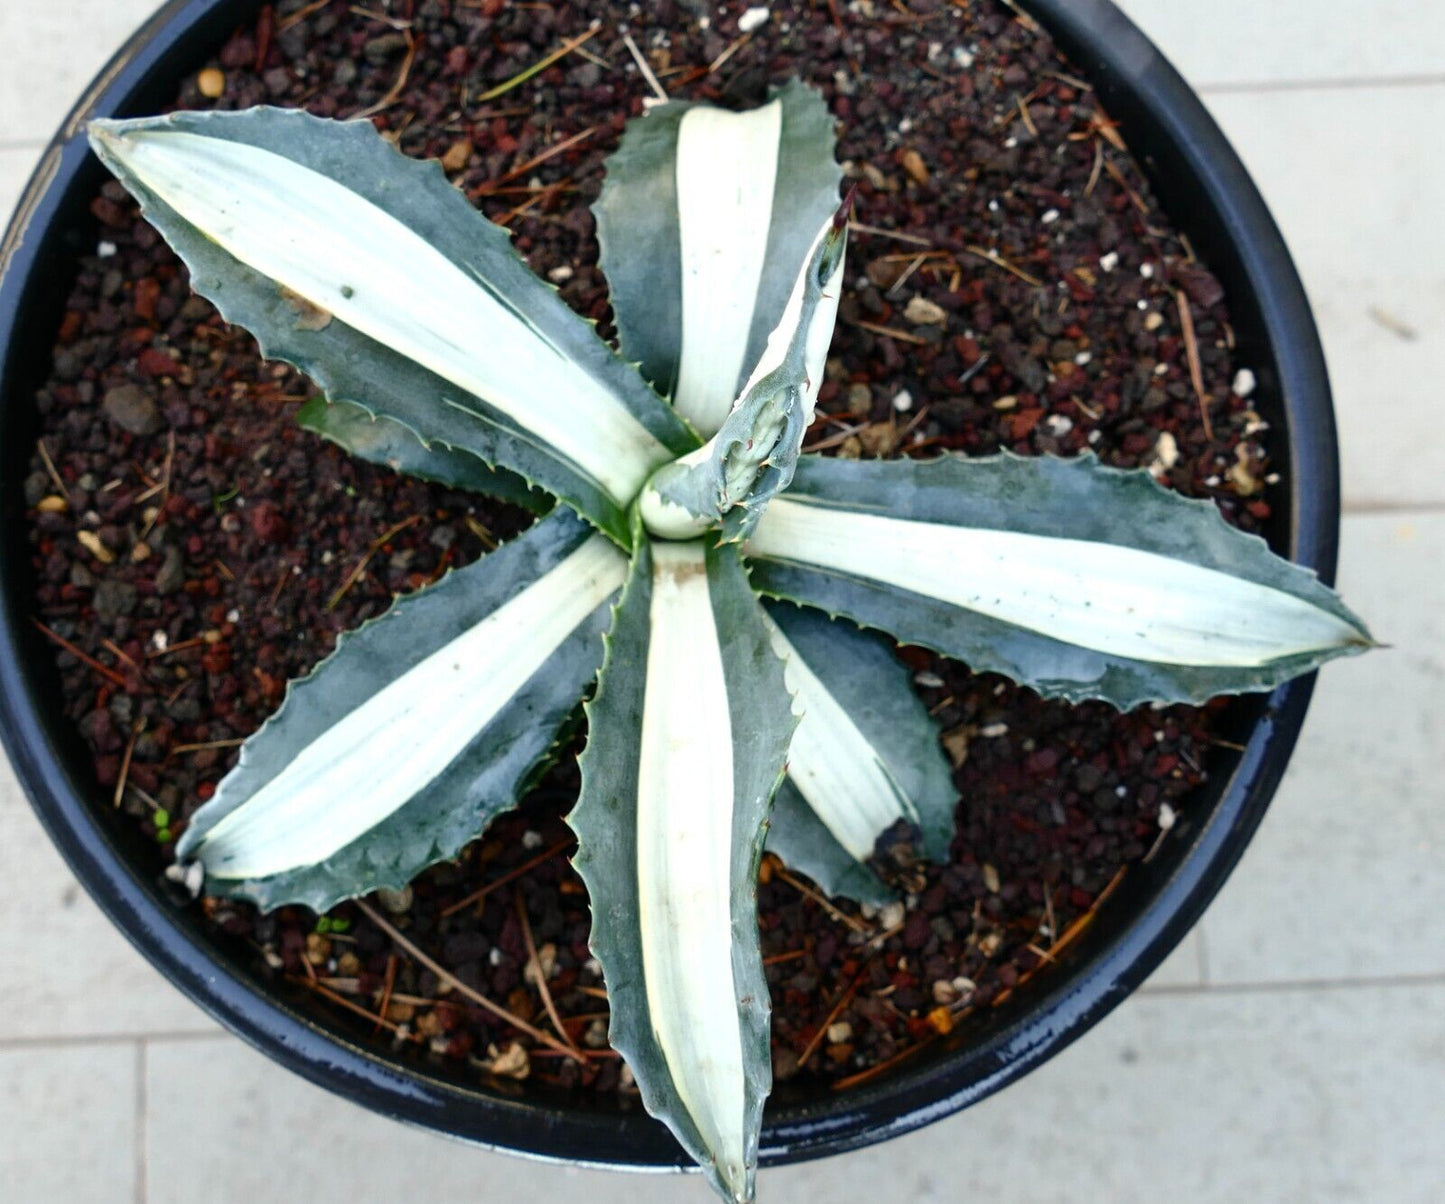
[
  {"x1": 1232, "y1": 367, "x2": 1257, "y2": 398},
  {"x1": 952, "y1": 975, "x2": 976, "y2": 997},
  {"x1": 1265, "y1": 472, "x2": 1281, "y2": 485},
  {"x1": 321, "y1": 550, "x2": 334, "y2": 565},
  {"x1": 980, "y1": 722, "x2": 1009, "y2": 738},
  {"x1": 1099, "y1": 251, "x2": 1120, "y2": 273},
  {"x1": 879, "y1": 900, "x2": 906, "y2": 930},
  {"x1": 521, "y1": 829, "x2": 544, "y2": 850},
  {"x1": 1045, "y1": 414, "x2": 1073, "y2": 437},
  {"x1": 987, "y1": 198, "x2": 1000, "y2": 212},
  {"x1": 953, "y1": 46, "x2": 975, "y2": 69},
  {"x1": 1115, "y1": 784, "x2": 1128, "y2": 798},
  {"x1": 150, "y1": 630, "x2": 168, "y2": 652},
  {"x1": 1041, "y1": 208, "x2": 1060, "y2": 224},
  {"x1": 226, "y1": 608, "x2": 240, "y2": 623},
  {"x1": 892, "y1": 389, "x2": 914, "y2": 412},
  {"x1": 927, "y1": 41, "x2": 943, "y2": 63},
  {"x1": 1087, "y1": 429, "x2": 1102, "y2": 445},
  {"x1": 1159, "y1": 802, "x2": 1177, "y2": 831},
  {"x1": 489, "y1": 947, "x2": 505, "y2": 966},
  {"x1": 827, "y1": 1021, "x2": 853, "y2": 1043},
  {"x1": 98, "y1": 241, "x2": 117, "y2": 258},
  {"x1": 1074, "y1": 351, "x2": 1092, "y2": 366},
  {"x1": 1204, "y1": 475, "x2": 1222, "y2": 487},
  {"x1": 1140, "y1": 262, "x2": 1155, "y2": 278},
  {"x1": 1151, "y1": 429, "x2": 1180, "y2": 474},
  {"x1": 913, "y1": 671, "x2": 945, "y2": 689},
  {"x1": 1154, "y1": 362, "x2": 1169, "y2": 376},
  {"x1": 547, "y1": 265, "x2": 574, "y2": 284},
  {"x1": 898, "y1": 117, "x2": 913, "y2": 134},
  {"x1": 738, "y1": 5, "x2": 770, "y2": 33}
]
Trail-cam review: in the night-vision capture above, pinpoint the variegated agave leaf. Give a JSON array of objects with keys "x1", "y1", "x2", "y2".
[
  {"x1": 88, "y1": 108, "x2": 699, "y2": 546},
  {"x1": 298, "y1": 397, "x2": 550, "y2": 513},
  {"x1": 748, "y1": 452, "x2": 1374, "y2": 709},
  {"x1": 177, "y1": 511, "x2": 624, "y2": 913},
  {"x1": 638, "y1": 206, "x2": 848, "y2": 542},
  {"x1": 595, "y1": 78, "x2": 843, "y2": 437},
  {"x1": 571, "y1": 527, "x2": 794, "y2": 1204},
  {"x1": 762, "y1": 602, "x2": 956, "y2": 905}
]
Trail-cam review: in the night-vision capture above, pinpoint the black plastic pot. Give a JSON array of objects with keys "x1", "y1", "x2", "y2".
[{"x1": 0, "y1": 0, "x2": 1338, "y2": 1176}]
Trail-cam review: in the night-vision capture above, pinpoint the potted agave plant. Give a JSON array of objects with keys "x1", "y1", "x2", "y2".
[
  {"x1": 71, "y1": 71, "x2": 1370, "y2": 1202},
  {"x1": 0, "y1": 1, "x2": 1373, "y2": 1200}
]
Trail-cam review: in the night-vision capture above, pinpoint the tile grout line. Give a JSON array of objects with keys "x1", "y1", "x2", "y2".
[
  {"x1": 1339, "y1": 502, "x2": 1445, "y2": 517},
  {"x1": 135, "y1": 1039, "x2": 148, "y2": 1204},
  {"x1": 1139, "y1": 970, "x2": 1445, "y2": 999},
  {"x1": 0, "y1": 1029, "x2": 224, "y2": 1051},
  {"x1": 1198, "y1": 71, "x2": 1445, "y2": 96}
]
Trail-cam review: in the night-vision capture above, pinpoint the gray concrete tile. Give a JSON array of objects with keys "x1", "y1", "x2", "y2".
[
  {"x1": 144, "y1": 981, "x2": 1445, "y2": 1203},
  {"x1": 0, "y1": 760, "x2": 219, "y2": 1039},
  {"x1": 1204, "y1": 85, "x2": 1445, "y2": 510},
  {"x1": 0, "y1": 1, "x2": 160, "y2": 147},
  {"x1": 0, "y1": 1041, "x2": 138, "y2": 1204},
  {"x1": 1118, "y1": 0, "x2": 1445, "y2": 87},
  {"x1": 1137, "y1": 928, "x2": 1204, "y2": 991},
  {"x1": 0, "y1": 146, "x2": 41, "y2": 233},
  {"x1": 1198, "y1": 513, "x2": 1445, "y2": 984},
  {"x1": 766, "y1": 981, "x2": 1445, "y2": 1202}
]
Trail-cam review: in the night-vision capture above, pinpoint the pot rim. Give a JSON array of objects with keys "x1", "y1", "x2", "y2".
[{"x1": 0, "y1": 0, "x2": 1338, "y2": 1174}]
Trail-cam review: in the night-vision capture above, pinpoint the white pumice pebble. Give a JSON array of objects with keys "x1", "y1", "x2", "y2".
[{"x1": 738, "y1": 6, "x2": 770, "y2": 33}]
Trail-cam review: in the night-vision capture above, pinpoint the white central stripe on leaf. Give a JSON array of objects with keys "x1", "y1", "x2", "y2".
[
  {"x1": 674, "y1": 101, "x2": 783, "y2": 437},
  {"x1": 751, "y1": 498, "x2": 1363, "y2": 667},
  {"x1": 99, "y1": 128, "x2": 668, "y2": 502},
  {"x1": 735, "y1": 218, "x2": 845, "y2": 426},
  {"x1": 636, "y1": 542, "x2": 748, "y2": 1192},
  {"x1": 762, "y1": 613, "x2": 912, "y2": 860},
  {"x1": 198, "y1": 534, "x2": 625, "y2": 879}
]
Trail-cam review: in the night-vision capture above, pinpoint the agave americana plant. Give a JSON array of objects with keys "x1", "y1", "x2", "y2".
[{"x1": 88, "y1": 80, "x2": 1371, "y2": 1203}]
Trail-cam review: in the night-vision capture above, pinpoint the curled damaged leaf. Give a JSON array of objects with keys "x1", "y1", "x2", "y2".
[{"x1": 638, "y1": 194, "x2": 850, "y2": 543}]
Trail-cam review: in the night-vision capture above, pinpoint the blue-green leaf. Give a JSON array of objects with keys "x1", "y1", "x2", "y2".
[
  {"x1": 570, "y1": 528, "x2": 794, "y2": 1204},
  {"x1": 747, "y1": 452, "x2": 1374, "y2": 709},
  {"x1": 89, "y1": 108, "x2": 700, "y2": 545},
  {"x1": 176, "y1": 511, "x2": 624, "y2": 913},
  {"x1": 595, "y1": 79, "x2": 843, "y2": 437},
  {"x1": 297, "y1": 397, "x2": 550, "y2": 512},
  {"x1": 762, "y1": 601, "x2": 955, "y2": 903}
]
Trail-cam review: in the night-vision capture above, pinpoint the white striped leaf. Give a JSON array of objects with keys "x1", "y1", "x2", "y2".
[
  {"x1": 177, "y1": 512, "x2": 625, "y2": 913},
  {"x1": 638, "y1": 209, "x2": 848, "y2": 542},
  {"x1": 571, "y1": 532, "x2": 794, "y2": 1204},
  {"x1": 747, "y1": 453, "x2": 1374, "y2": 709},
  {"x1": 89, "y1": 109, "x2": 699, "y2": 546},
  {"x1": 594, "y1": 79, "x2": 843, "y2": 437},
  {"x1": 298, "y1": 397, "x2": 550, "y2": 513},
  {"x1": 762, "y1": 602, "x2": 956, "y2": 905}
]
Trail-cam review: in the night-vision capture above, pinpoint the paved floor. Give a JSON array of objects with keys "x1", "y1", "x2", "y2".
[{"x1": 2, "y1": 3, "x2": 1441, "y2": 1201}]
